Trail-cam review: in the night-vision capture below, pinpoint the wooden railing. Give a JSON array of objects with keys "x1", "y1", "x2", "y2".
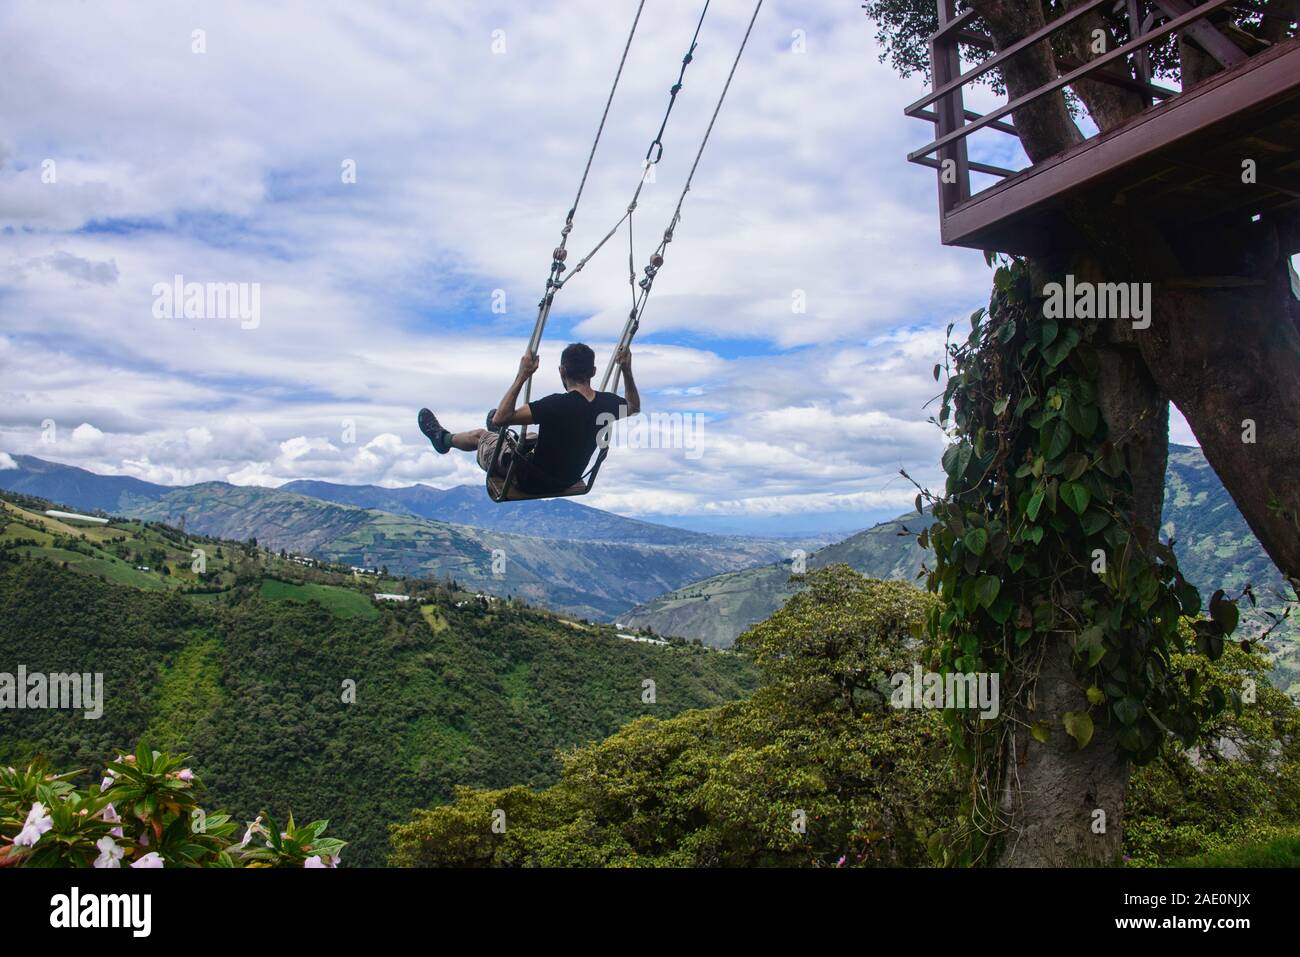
[{"x1": 905, "y1": 0, "x2": 1277, "y2": 214}]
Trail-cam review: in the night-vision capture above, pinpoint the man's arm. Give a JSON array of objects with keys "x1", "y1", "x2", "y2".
[
  {"x1": 491, "y1": 353, "x2": 539, "y2": 428},
  {"x1": 615, "y1": 346, "x2": 640, "y2": 416}
]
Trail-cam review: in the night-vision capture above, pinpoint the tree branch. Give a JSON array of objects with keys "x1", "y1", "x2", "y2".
[
  {"x1": 968, "y1": 0, "x2": 1083, "y2": 161},
  {"x1": 1058, "y1": 0, "x2": 1149, "y2": 131}
]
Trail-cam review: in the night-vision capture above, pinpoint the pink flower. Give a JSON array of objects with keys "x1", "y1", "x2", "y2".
[
  {"x1": 93, "y1": 836, "x2": 124, "y2": 869},
  {"x1": 101, "y1": 803, "x2": 124, "y2": 838},
  {"x1": 237, "y1": 817, "x2": 264, "y2": 850},
  {"x1": 176, "y1": 769, "x2": 194, "y2": 782},
  {"x1": 130, "y1": 852, "x2": 164, "y2": 869},
  {"x1": 14, "y1": 802, "x2": 53, "y2": 847},
  {"x1": 304, "y1": 854, "x2": 340, "y2": 869}
]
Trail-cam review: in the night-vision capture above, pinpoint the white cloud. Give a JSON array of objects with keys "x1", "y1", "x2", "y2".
[
  {"x1": 69, "y1": 423, "x2": 105, "y2": 444},
  {"x1": 0, "y1": 0, "x2": 996, "y2": 528}
]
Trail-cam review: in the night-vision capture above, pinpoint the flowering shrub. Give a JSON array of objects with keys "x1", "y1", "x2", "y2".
[{"x1": 0, "y1": 742, "x2": 345, "y2": 868}]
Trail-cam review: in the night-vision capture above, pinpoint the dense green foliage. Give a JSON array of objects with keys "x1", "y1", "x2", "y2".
[
  {"x1": 257, "y1": 578, "x2": 381, "y2": 620},
  {"x1": 391, "y1": 566, "x2": 1300, "y2": 867},
  {"x1": 914, "y1": 259, "x2": 1236, "y2": 858},
  {"x1": 5, "y1": 494, "x2": 1295, "y2": 868},
  {"x1": 1173, "y1": 831, "x2": 1300, "y2": 868},
  {"x1": 0, "y1": 518, "x2": 757, "y2": 865},
  {"x1": 0, "y1": 743, "x2": 344, "y2": 867},
  {"x1": 858, "y1": 2, "x2": 1280, "y2": 89},
  {"x1": 390, "y1": 567, "x2": 959, "y2": 866},
  {"x1": 1125, "y1": 644, "x2": 1300, "y2": 866}
]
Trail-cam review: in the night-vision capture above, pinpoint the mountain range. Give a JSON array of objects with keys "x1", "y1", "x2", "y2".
[
  {"x1": 3, "y1": 446, "x2": 1294, "y2": 692},
  {"x1": 622, "y1": 446, "x2": 1299, "y2": 693},
  {"x1": 622, "y1": 511, "x2": 929, "y2": 647},
  {"x1": 0, "y1": 455, "x2": 829, "y2": 621}
]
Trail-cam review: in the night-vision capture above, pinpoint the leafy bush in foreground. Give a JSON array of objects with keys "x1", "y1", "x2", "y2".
[
  {"x1": 1124, "y1": 642, "x2": 1300, "y2": 866},
  {"x1": 0, "y1": 742, "x2": 345, "y2": 868}
]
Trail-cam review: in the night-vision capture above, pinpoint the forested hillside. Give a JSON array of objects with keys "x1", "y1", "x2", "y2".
[
  {"x1": 392, "y1": 567, "x2": 1300, "y2": 867},
  {"x1": 0, "y1": 500, "x2": 757, "y2": 865}
]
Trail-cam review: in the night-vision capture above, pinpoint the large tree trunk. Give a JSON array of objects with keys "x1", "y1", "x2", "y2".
[
  {"x1": 996, "y1": 344, "x2": 1167, "y2": 866},
  {"x1": 1096, "y1": 208, "x2": 1300, "y2": 586},
  {"x1": 1142, "y1": 272, "x2": 1300, "y2": 587},
  {"x1": 997, "y1": 331, "x2": 1159, "y2": 868},
  {"x1": 966, "y1": 0, "x2": 1299, "y2": 866},
  {"x1": 999, "y1": 641, "x2": 1132, "y2": 865},
  {"x1": 970, "y1": 0, "x2": 1152, "y2": 867},
  {"x1": 969, "y1": 0, "x2": 1083, "y2": 161},
  {"x1": 997, "y1": 260, "x2": 1168, "y2": 867},
  {"x1": 1058, "y1": 0, "x2": 1149, "y2": 130}
]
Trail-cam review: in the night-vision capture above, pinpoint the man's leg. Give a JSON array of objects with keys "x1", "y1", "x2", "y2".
[
  {"x1": 449, "y1": 428, "x2": 485, "y2": 452},
  {"x1": 420, "y1": 409, "x2": 482, "y2": 456},
  {"x1": 419, "y1": 410, "x2": 504, "y2": 475}
]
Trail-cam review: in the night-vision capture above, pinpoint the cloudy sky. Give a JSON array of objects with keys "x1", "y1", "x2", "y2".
[{"x1": 0, "y1": 0, "x2": 1202, "y2": 535}]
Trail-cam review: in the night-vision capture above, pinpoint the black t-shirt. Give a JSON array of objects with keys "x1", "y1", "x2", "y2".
[{"x1": 523, "y1": 390, "x2": 628, "y2": 493}]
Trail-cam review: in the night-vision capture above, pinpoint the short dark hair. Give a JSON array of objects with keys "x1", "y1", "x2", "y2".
[{"x1": 560, "y1": 342, "x2": 597, "y2": 383}]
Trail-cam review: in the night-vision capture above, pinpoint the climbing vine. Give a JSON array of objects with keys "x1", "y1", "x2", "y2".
[{"x1": 911, "y1": 257, "x2": 1239, "y2": 860}]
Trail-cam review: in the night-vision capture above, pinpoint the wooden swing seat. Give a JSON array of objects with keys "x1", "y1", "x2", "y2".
[
  {"x1": 487, "y1": 474, "x2": 590, "y2": 502},
  {"x1": 485, "y1": 427, "x2": 605, "y2": 503}
]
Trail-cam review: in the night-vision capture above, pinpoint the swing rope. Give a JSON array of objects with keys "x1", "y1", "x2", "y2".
[
  {"x1": 565, "y1": 0, "x2": 648, "y2": 240},
  {"x1": 524, "y1": 0, "x2": 715, "y2": 407},
  {"x1": 522, "y1": 0, "x2": 648, "y2": 400},
  {"x1": 602, "y1": 0, "x2": 764, "y2": 394},
  {"x1": 496, "y1": 0, "x2": 763, "y2": 505},
  {"x1": 556, "y1": 0, "x2": 713, "y2": 294}
]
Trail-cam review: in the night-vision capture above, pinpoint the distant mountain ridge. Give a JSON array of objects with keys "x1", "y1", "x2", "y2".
[
  {"x1": 0, "y1": 455, "x2": 816, "y2": 547},
  {"x1": 126, "y1": 483, "x2": 801, "y2": 619},
  {"x1": 278, "y1": 479, "x2": 727, "y2": 545},
  {"x1": 0, "y1": 455, "x2": 830, "y2": 620},
  {"x1": 624, "y1": 445, "x2": 1299, "y2": 695},
  {"x1": 622, "y1": 512, "x2": 929, "y2": 647},
  {"x1": 0, "y1": 454, "x2": 169, "y2": 512}
]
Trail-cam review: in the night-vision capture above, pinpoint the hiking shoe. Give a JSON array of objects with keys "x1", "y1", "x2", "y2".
[{"x1": 418, "y1": 408, "x2": 452, "y2": 454}]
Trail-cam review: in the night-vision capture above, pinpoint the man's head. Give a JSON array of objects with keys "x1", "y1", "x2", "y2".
[{"x1": 559, "y1": 342, "x2": 597, "y2": 388}]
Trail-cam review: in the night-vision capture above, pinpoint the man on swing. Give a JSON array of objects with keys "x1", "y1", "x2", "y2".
[{"x1": 418, "y1": 343, "x2": 640, "y2": 496}]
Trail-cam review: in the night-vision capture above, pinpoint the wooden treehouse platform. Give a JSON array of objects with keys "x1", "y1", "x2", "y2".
[{"x1": 906, "y1": 0, "x2": 1300, "y2": 258}]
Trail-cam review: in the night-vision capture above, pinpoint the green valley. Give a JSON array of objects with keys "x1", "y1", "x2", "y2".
[{"x1": 0, "y1": 496, "x2": 757, "y2": 866}]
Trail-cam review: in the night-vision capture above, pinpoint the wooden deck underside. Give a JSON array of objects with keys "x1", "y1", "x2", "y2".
[{"x1": 942, "y1": 36, "x2": 1300, "y2": 257}]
